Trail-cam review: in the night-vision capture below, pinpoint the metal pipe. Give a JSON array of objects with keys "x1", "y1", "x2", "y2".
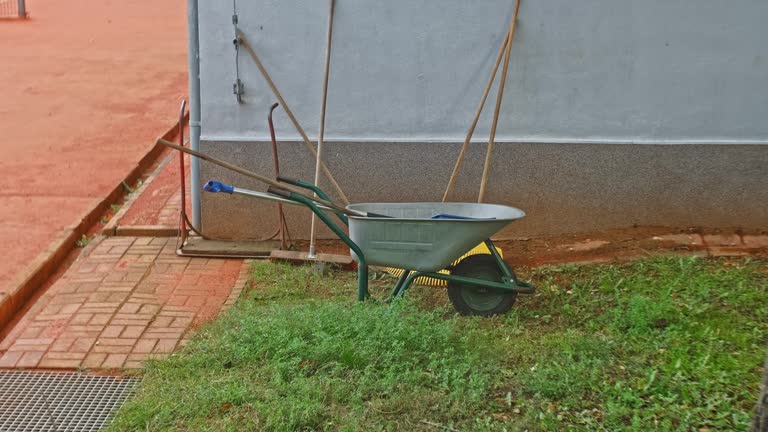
[
  {"x1": 186, "y1": 0, "x2": 202, "y2": 227},
  {"x1": 178, "y1": 100, "x2": 188, "y2": 244},
  {"x1": 17, "y1": 0, "x2": 25, "y2": 18},
  {"x1": 267, "y1": 103, "x2": 288, "y2": 250}
]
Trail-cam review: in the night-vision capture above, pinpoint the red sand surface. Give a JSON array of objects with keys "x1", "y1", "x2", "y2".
[{"x1": 0, "y1": 0, "x2": 187, "y2": 293}]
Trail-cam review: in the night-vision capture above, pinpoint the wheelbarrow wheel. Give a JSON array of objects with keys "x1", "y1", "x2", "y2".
[{"x1": 447, "y1": 254, "x2": 516, "y2": 316}]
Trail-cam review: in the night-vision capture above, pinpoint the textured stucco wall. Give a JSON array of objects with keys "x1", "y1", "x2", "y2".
[
  {"x1": 200, "y1": 142, "x2": 768, "y2": 239},
  {"x1": 196, "y1": 1, "x2": 768, "y2": 237},
  {"x1": 199, "y1": 0, "x2": 768, "y2": 143}
]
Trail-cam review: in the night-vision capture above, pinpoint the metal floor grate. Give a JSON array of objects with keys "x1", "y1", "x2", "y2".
[{"x1": 0, "y1": 370, "x2": 138, "y2": 432}]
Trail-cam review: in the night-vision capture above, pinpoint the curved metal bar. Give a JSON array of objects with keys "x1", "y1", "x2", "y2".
[{"x1": 286, "y1": 193, "x2": 369, "y2": 301}]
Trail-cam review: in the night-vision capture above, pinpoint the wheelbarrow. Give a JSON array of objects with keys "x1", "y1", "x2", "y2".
[{"x1": 204, "y1": 176, "x2": 535, "y2": 316}]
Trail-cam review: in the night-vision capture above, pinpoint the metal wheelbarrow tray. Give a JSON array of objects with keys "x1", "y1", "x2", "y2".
[{"x1": 205, "y1": 177, "x2": 535, "y2": 316}]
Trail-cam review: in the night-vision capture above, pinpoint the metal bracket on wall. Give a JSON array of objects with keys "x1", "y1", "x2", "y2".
[{"x1": 232, "y1": 10, "x2": 245, "y2": 104}]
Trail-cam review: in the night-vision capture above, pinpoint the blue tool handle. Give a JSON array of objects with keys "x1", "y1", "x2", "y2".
[
  {"x1": 431, "y1": 214, "x2": 495, "y2": 220},
  {"x1": 204, "y1": 180, "x2": 235, "y2": 194}
]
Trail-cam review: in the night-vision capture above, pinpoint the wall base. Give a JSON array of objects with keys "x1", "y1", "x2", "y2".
[{"x1": 199, "y1": 140, "x2": 767, "y2": 240}]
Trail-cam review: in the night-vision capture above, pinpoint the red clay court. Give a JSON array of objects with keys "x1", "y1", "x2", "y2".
[{"x1": 0, "y1": 0, "x2": 187, "y2": 294}]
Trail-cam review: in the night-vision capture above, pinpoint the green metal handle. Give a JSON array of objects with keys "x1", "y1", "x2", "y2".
[
  {"x1": 276, "y1": 176, "x2": 348, "y2": 226},
  {"x1": 277, "y1": 191, "x2": 369, "y2": 301}
]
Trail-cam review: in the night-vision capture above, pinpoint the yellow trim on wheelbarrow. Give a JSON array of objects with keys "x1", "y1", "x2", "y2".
[{"x1": 385, "y1": 242, "x2": 503, "y2": 287}]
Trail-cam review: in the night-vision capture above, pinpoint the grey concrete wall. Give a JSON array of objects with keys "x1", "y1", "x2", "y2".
[
  {"x1": 200, "y1": 141, "x2": 768, "y2": 239},
  {"x1": 199, "y1": 0, "x2": 768, "y2": 143},
  {"x1": 196, "y1": 0, "x2": 768, "y2": 238}
]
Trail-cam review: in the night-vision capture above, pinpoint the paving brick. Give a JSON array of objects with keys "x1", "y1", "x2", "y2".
[
  {"x1": 110, "y1": 318, "x2": 152, "y2": 327},
  {"x1": 138, "y1": 304, "x2": 160, "y2": 315},
  {"x1": 166, "y1": 296, "x2": 188, "y2": 307},
  {"x1": 158, "y1": 310, "x2": 195, "y2": 318},
  {"x1": 127, "y1": 353, "x2": 149, "y2": 362},
  {"x1": 103, "y1": 284, "x2": 136, "y2": 292},
  {"x1": 118, "y1": 303, "x2": 142, "y2": 314},
  {"x1": 40, "y1": 304, "x2": 63, "y2": 315},
  {"x1": 170, "y1": 317, "x2": 193, "y2": 328},
  {"x1": 96, "y1": 263, "x2": 115, "y2": 273},
  {"x1": 81, "y1": 302, "x2": 121, "y2": 309},
  {"x1": 15, "y1": 352, "x2": 44, "y2": 368},
  {"x1": 14, "y1": 338, "x2": 55, "y2": 346},
  {"x1": 103, "y1": 272, "x2": 126, "y2": 282},
  {"x1": 71, "y1": 313, "x2": 93, "y2": 325},
  {"x1": 75, "y1": 283, "x2": 100, "y2": 294},
  {"x1": 92, "y1": 344, "x2": 133, "y2": 354},
  {"x1": 0, "y1": 234, "x2": 243, "y2": 370},
  {"x1": 107, "y1": 292, "x2": 131, "y2": 303},
  {"x1": 89, "y1": 313, "x2": 113, "y2": 325},
  {"x1": 100, "y1": 325, "x2": 125, "y2": 338},
  {"x1": 17, "y1": 325, "x2": 45, "y2": 339},
  {"x1": 39, "y1": 352, "x2": 87, "y2": 368},
  {"x1": 33, "y1": 314, "x2": 74, "y2": 322},
  {"x1": 39, "y1": 358, "x2": 83, "y2": 368},
  {"x1": 142, "y1": 331, "x2": 184, "y2": 339},
  {"x1": 70, "y1": 338, "x2": 96, "y2": 353},
  {"x1": 7, "y1": 343, "x2": 49, "y2": 352},
  {"x1": 0, "y1": 351, "x2": 23, "y2": 367},
  {"x1": 153, "y1": 338, "x2": 179, "y2": 354},
  {"x1": 82, "y1": 353, "x2": 107, "y2": 368},
  {"x1": 49, "y1": 294, "x2": 89, "y2": 305},
  {"x1": 108, "y1": 245, "x2": 130, "y2": 255},
  {"x1": 59, "y1": 303, "x2": 82, "y2": 315},
  {"x1": 134, "y1": 338, "x2": 157, "y2": 353},
  {"x1": 49, "y1": 338, "x2": 76, "y2": 352},
  {"x1": 149, "y1": 316, "x2": 173, "y2": 328},
  {"x1": 67, "y1": 325, "x2": 107, "y2": 333},
  {"x1": 101, "y1": 354, "x2": 128, "y2": 369},
  {"x1": 97, "y1": 338, "x2": 137, "y2": 346},
  {"x1": 120, "y1": 326, "x2": 146, "y2": 339}
]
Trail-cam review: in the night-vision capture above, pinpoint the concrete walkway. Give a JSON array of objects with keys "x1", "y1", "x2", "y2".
[{"x1": 0, "y1": 237, "x2": 247, "y2": 369}]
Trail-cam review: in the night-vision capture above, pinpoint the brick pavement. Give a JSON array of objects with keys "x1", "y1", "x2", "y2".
[{"x1": 0, "y1": 237, "x2": 247, "y2": 369}]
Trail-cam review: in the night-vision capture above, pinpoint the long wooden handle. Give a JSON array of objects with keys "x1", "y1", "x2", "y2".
[
  {"x1": 157, "y1": 138, "x2": 354, "y2": 216},
  {"x1": 237, "y1": 30, "x2": 350, "y2": 205},
  {"x1": 310, "y1": 0, "x2": 336, "y2": 249},
  {"x1": 442, "y1": 27, "x2": 511, "y2": 202},
  {"x1": 478, "y1": 0, "x2": 521, "y2": 203}
]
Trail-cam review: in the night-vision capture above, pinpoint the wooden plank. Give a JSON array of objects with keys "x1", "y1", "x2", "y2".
[
  {"x1": 269, "y1": 250, "x2": 355, "y2": 269},
  {"x1": 180, "y1": 238, "x2": 280, "y2": 257}
]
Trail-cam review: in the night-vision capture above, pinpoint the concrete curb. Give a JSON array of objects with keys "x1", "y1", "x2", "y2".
[
  {"x1": 0, "y1": 114, "x2": 187, "y2": 334},
  {"x1": 114, "y1": 226, "x2": 180, "y2": 237}
]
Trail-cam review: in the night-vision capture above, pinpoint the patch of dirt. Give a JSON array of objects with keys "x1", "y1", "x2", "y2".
[{"x1": 286, "y1": 226, "x2": 768, "y2": 269}]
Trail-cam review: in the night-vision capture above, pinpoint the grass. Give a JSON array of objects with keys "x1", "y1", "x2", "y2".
[{"x1": 109, "y1": 256, "x2": 768, "y2": 431}]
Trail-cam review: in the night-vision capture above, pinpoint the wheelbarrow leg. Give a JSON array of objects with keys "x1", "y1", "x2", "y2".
[
  {"x1": 281, "y1": 192, "x2": 370, "y2": 301},
  {"x1": 484, "y1": 239, "x2": 516, "y2": 283},
  {"x1": 386, "y1": 270, "x2": 411, "y2": 302},
  {"x1": 358, "y1": 265, "x2": 369, "y2": 301},
  {"x1": 395, "y1": 272, "x2": 422, "y2": 298}
]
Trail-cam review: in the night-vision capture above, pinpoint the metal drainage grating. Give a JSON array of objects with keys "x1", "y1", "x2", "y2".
[{"x1": 0, "y1": 370, "x2": 138, "y2": 432}]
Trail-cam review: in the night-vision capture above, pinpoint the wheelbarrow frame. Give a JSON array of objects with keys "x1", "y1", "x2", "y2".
[{"x1": 262, "y1": 177, "x2": 535, "y2": 303}]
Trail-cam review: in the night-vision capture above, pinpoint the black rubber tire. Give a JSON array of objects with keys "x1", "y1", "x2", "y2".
[
  {"x1": 752, "y1": 349, "x2": 768, "y2": 432},
  {"x1": 447, "y1": 254, "x2": 517, "y2": 316}
]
